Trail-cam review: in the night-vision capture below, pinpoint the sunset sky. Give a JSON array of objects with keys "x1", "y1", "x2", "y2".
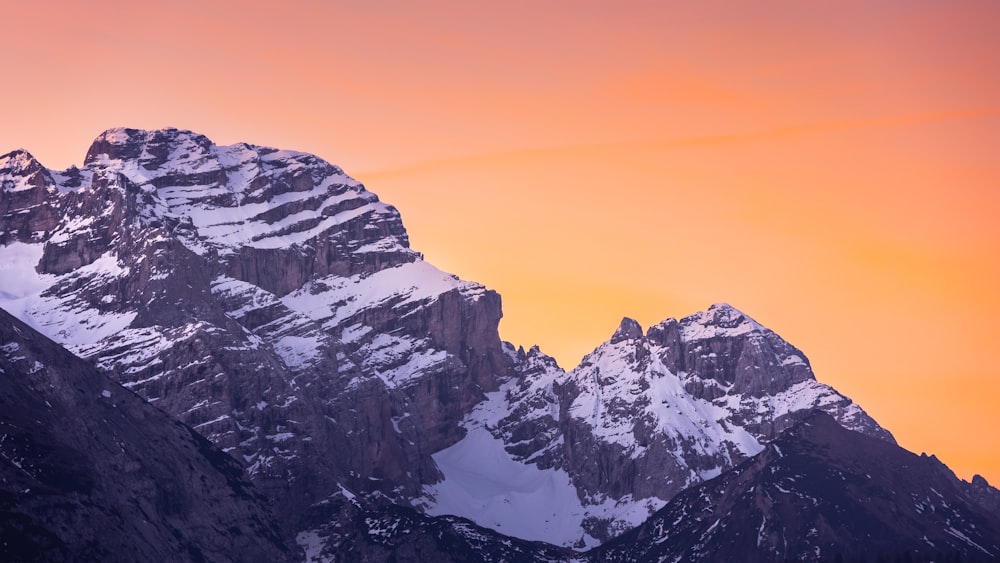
[{"x1": 3, "y1": 1, "x2": 998, "y2": 483}]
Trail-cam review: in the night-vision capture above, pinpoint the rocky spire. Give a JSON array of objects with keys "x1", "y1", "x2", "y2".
[{"x1": 610, "y1": 317, "x2": 643, "y2": 343}]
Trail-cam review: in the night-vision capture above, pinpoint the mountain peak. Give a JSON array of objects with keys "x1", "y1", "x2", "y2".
[
  {"x1": 678, "y1": 302, "x2": 763, "y2": 341},
  {"x1": 91, "y1": 126, "x2": 204, "y2": 145},
  {"x1": 706, "y1": 302, "x2": 755, "y2": 325},
  {"x1": 93, "y1": 126, "x2": 146, "y2": 143},
  {"x1": 84, "y1": 127, "x2": 214, "y2": 167},
  {"x1": 0, "y1": 148, "x2": 54, "y2": 195},
  {"x1": 86, "y1": 127, "x2": 150, "y2": 158},
  {"x1": 610, "y1": 317, "x2": 643, "y2": 343},
  {"x1": 0, "y1": 148, "x2": 37, "y2": 170}
]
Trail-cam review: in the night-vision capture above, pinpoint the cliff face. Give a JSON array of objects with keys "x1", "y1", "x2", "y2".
[{"x1": 0, "y1": 128, "x2": 509, "y2": 539}]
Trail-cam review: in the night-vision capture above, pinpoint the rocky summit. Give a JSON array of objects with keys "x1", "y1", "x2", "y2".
[
  {"x1": 1, "y1": 128, "x2": 997, "y2": 561},
  {"x1": 420, "y1": 304, "x2": 894, "y2": 546}
]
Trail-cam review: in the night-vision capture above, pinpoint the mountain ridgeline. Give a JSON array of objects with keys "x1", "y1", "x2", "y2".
[{"x1": 1, "y1": 128, "x2": 997, "y2": 561}]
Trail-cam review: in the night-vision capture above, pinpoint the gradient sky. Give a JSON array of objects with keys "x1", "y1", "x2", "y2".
[{"x1": 2, "y1": 1, "x2": 998, "y2": 484}]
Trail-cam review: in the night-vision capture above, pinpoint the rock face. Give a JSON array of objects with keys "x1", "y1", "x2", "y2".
[
  {"x1": 596, "y1": 411, "x2": 1000, "y2": 562},
  {"x1": 0, "y1": 308, "x2": 289, "y2": 562},
  {"x1": 0, "y1": 129, "x2": 508, "y2": 545},
  {"x1": 420, "y1": 304, "x2": 893, "y2": 545},
  {"x1": 3, "y1": 128, "x2": 997, "y2": 557},
  {"x1": 966, "y1": 474, "x2": 1000, "y2": 517}
]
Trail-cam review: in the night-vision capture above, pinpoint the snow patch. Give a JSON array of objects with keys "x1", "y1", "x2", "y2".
[
  {"x1": 274, "y1": 334, "x2": 323, "y2": 369},
  {"x1": 420, "y1": 427, "x2": 599, "y2": 549},
  {"x1": 0, "y1": 242, "x2": 53, "y2": 319},
  {"x1": 296, "y1": 530, "x2": 333, "y2": 563},
  {"x1": 282, "y1": 260, "x2": 484, "y2": 330}
]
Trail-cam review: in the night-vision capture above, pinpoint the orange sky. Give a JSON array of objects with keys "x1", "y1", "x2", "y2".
[{"x1": 2, "y1": 1, "x2": 998, "y2": 484}]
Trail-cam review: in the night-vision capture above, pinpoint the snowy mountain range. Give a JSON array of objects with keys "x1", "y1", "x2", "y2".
[{"x1": 2, "y1": 128, "x2": 998, "y2": 561}]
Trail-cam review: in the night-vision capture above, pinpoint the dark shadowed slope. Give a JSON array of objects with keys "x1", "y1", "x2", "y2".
[
  {"x1": 596, "y1": 411, "x2": 1000, "y2": 562},
  {"x1": 300, "y1": 492, "x2": 578, "y2": 563},
  {"x1": 0, "y1": 308, "x2": 290, "y2": 562}
]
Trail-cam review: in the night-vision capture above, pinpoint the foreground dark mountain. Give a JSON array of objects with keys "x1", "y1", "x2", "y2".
[
  {"x1": 0, "y1": 308, "x2": 289, "y2": 561},
  {"x1": 300, "y1": 493, "x2": 575, "y2": 563},
  {"x1": 2, "y1": 128, "x2": 997, "y2": 559},
  {"x1": 597, "y1": 411, "x2": 1000, "y2": 562}
]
